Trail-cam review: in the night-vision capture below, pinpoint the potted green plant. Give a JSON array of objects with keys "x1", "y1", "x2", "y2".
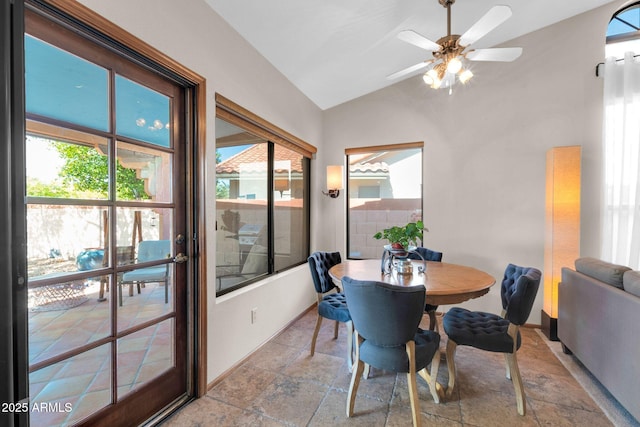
[{"x1": 373, "y1": 220, "x2": 426, "y2": 256}]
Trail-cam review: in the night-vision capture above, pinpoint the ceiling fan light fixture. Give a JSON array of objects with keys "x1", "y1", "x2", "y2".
[
  {"x1": 443, "y1": 72, "x2": 456, "y2": 87},
  {"x1": 446, "y1": 57, "x2": 462, "y2": 74},
  {"x1": 424, "y1": 68, "x2": 440, "y2": 86},
  {"x1": 389, "y1": 0, "x2": 522, "y2": 92},
  {"x1": 459, "y1": 69, "x2": 473, "y2": 84}
]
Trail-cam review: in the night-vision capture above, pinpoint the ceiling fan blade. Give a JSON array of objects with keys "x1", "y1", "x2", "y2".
[
  {"x1": 386, "y1": 61, "x2": 432, "y2": 80},
  {"x1": 467, "y1": 47, "x2": 522, "y2": 62},
  {"x1": 458, "y1": 5, "x2": 512, "y2": 47},
  {"x1": 397, "y1": 30, "x2": 441, "y2": 52}
]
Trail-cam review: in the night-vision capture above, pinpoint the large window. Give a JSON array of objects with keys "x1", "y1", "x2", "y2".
[
  {"x1": 346, "y1": 142, "x2": 423, "y2": 259},
  {"x1": 606, "y1": 1, "x2": 640, "y2": 54},
  {"x1": 601, "y1": 3, "x2": 640, "y2": 267},
  {"x1": 215, "y1": 96, "x2": 314, "y2": 295}
]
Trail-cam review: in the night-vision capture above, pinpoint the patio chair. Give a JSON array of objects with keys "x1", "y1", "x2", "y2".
[
  {"x1": 216, "y1": 243, "x2": 268, "y2": 292},
  {"x1": 118, "y1": 240, "x2": 171, "y2": 306}
]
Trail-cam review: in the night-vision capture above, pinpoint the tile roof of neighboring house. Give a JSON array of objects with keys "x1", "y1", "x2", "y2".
[
  {"x1": 217, "y1": 144, "x2": 390, "y2": 176},
  {"x1": 349, "y1": 162, "x2": 389, "y2": 173},
  {"x1": 216, "y1": 144, "x2": 304, "y2": 174}
]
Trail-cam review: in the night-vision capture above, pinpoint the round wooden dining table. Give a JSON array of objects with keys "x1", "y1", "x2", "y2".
[{"x1": 328, "y1": 259, "x2": 496, "y2": 306}]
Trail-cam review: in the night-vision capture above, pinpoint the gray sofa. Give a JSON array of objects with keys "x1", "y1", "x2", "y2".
[{"x1": 558, "y1": 257, "x2": 640, "y2": 422}]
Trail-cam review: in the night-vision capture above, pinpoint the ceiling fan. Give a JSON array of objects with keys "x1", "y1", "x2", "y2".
[{"x1": 388, "y1": 0, "x2": 523, "y2": 90}]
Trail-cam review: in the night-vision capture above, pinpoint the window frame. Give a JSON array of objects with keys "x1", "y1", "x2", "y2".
[
  {"x1": 345, "y1": 142, "x2": 424, "y2": 260},
  {"x1": 607, "y1": 1, "x2": 640, "y2": 44},
  {"x1": 215, "y1": 94, "x2": 315, "y2": 296},
  {"x1": 601, "y1": 2, "x2": 640, "y2": 267}
]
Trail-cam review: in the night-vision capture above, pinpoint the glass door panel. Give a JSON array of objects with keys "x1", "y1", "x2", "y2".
[
  {"x1": 116, "y1": 141, "x2": 172, "y2": 203},
  {"x1": 28, "y1": 273, "x2": 111, "y2": 366},
  {"x1": 26, "y1": 131, "x2": 110, "y2": 200},
  {"x1": 25, "y1": 35, "x2": 109, "y2": 132},
  {"x1": 26, "y1": 204, "x2": 109, "y2": 277},
  {"x1": 29, "y1": 344, "x2": 112, "y2": 426},
  {"x1": 115, "y1": 206, "x2": 174, "y2": 331},
  {"x1": 115, "y1": 75, "x2": 171, "y2": 148},
  {"x1": 117, "y1": 318, "x2": 175, "y2": 399},
  {"x1": 117, "y1": 262, "x2": 174, "y2": 331}
]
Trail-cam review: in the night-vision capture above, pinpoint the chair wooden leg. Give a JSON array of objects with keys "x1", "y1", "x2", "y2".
[
  {"x1": 506, "y1": 352, "x2": 526, "y2": 416},
  {"x1": 504, "y1": 353, "x2": 511, "y2": 380},
  {"x1": 427, "y1": 309, "x2": 439, "y2": 333},
  {"x1": 418, "y1": 348, "x2": 442, "y2": 404},
  {"x1": 347, "y1": 331, "x2": 364, "y2": 417},
  {"x1": 346, "y1": 320, "x2": 354, "y2": 372},
  {"x1": 334, "y1": 320, "x2": 339, "y2": 339},
  {"x1": 310, "y1": 314, "x2": 323, "y2": 356},
  {"x1": 445, "y1": 339, "x2": 457, "y2": 398},
  {"x1": 405, "y1": 340, "x2": 422, "y2": 427},
  {"x1": 347, "y1": 360, "x2": 364, "y2": 417}
]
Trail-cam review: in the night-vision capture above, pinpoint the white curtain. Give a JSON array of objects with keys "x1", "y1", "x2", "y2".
[{"x1": 602, "y1": 52, "x2": 640, "y2": 268}]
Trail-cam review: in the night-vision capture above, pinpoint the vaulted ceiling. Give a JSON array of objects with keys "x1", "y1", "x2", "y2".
[{"x1": 205, "y1": 0, "x2": 617, "y2": 109}]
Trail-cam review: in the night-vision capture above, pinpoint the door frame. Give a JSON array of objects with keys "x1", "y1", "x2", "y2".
[
  {"x1": 5, "y1": 0, "x2": 208, "y2": 423},
  {"x1": 2, "y1": 0, "x2": 28, "y2": 426},
  {"x1": 31, "y1": 0, "x2": 209, "y2": 399}
]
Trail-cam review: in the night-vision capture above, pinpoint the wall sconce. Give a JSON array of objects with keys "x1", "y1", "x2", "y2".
[
  {"x1": 323, "y1": 165, "x2": 344, "y2": 198},
  {"x1": 542, "y1": 146, "x2": 581, "y2": 341},
  {"x1": 274, "y1": 178, "x2": 290, "y2": 197}
]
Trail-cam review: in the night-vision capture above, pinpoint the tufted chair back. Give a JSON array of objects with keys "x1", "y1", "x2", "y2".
[
  {"x1": 500, "y1": 264, "x2": 542, "y2": 326},
  {"x1": 342, "y1": 277, "x2": 426, "y2": 347},
  {"x1": 343, "y1": 276, "x2": 442, "y2": 422},
  {"x1": 408, "y1": 247, "x2": 442, "y2": 332},
  {"x1": 408, "y1": 247, "x2": 443, "y2": 262},
  {"x1": 308, "y1": 251, "x2": 342, "y2": 294}
]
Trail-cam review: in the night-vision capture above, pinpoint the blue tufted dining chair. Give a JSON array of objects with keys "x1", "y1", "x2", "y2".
[
  {"x1": 409, "y1": 247, "x2": 443, "y2": 332},
  {"x1": 343, "y1": 277, "x2": 441, "y2": 426},
  {"x1": 308, "y1": 251, "x2": 353, "y2": 370},
  {"x1": 443, "y1": 263, "x2": 541, "y2": 415}
]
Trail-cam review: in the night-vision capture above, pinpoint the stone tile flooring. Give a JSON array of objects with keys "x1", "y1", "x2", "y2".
[{"x1": 163, "y1": 310, "x2": 613, "y2": 426}]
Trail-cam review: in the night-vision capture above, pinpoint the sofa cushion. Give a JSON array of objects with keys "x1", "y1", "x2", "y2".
[
  {"x1": 574, "y1": 257, "x2": 630, "y2": 289},
  {"x1": 623, "y1": 270, "x2": 640, "y2": 297}
]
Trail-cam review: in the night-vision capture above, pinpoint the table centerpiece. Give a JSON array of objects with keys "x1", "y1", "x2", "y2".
[{"x1": 373, "y1": 221, "x2": 426, "y2": 274}]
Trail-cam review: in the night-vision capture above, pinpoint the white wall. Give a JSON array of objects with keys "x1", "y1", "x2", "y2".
[
  {"x1": 321, "y1": 2, "x2": 625, "y2": 323},
  {"x1": 78, "y1": 0, "x2": 323, "y2": 383}
]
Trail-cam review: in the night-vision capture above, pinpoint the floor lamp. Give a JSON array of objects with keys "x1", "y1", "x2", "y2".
[{"x1": 542, "y1": 146, "x2": 581, "y2": 341}]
